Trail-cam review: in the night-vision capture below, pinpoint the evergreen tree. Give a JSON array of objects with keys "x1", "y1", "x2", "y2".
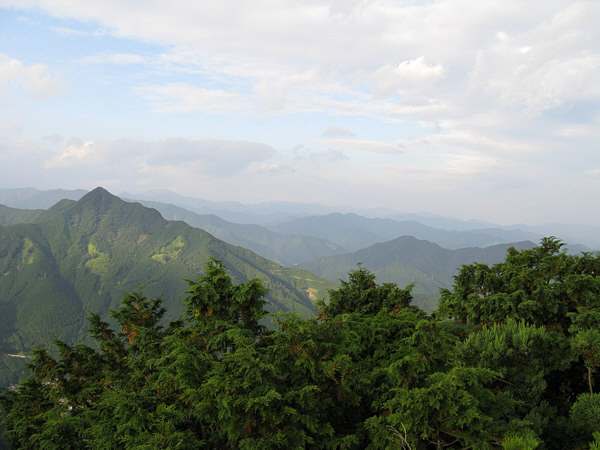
[{"x1": 3, "y1": 240, "x2": 600, "y2": 448}]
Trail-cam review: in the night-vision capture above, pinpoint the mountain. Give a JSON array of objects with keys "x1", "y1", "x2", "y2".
[
  {"x1": 265, "y1": 213, "x2": 542, "y2": 252},
  {"x1": 120, "y1": 189, "x2": 292, "y2": 224},
  {"x1": 121, "y1": 189, "x2": 400, "y2": 224},
  {"x1": 4, "y1": 188, "x2": 598, "y2": 249},
  {"x1": 0, "y1": 205, "x2": 45, "y2": 225},
  {"x1": 132, "y1": 200, "x2": 347, "y2": 266},
  {"x1": 299, "y1": 236, "x2": 536, "y2": 303},
  {"x1": 388, "y1": 212, "x2": 496, "y2": 231},
  {"x1": 0, "y1": 188, "x2": 87, "y2": 209},
  {"x1": 505, "y1": 223, "x2": 600, "y2": 251},
  {"x1": 0, "y1": 188, "x2": 336, "y2": 386}
]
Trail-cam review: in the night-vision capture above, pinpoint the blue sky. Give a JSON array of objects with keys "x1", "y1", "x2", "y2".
[{"x1": 1, "y1": 1, "x2": 599, "y2": 225}]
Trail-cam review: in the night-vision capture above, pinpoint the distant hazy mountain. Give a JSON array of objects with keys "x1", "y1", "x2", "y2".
[
  {"x1": 504, "y1": 223, "x2": 600, "y2": 251},
  {"x1": 123, "y1": 189, "x2": 472, "y2": 225},
  {"x1": 265, "y1": 213, "x2": 542, "y2": 252},
  {"x1": 299, "y1": 235, "x2": 536, "y2": 295},
  {"x1": 388, "y1": 212, "x2": 497, "y2": 231},
  {"x1": 3, "y1": 188, "x2": 597, "y2": 250},
  {"x1": 0, "y1": 188, "x2": 336, "y2": 386},
  {"x1": 134, "y1": 200, "x2": 347, "y2": 266},
  {"x1": 120, "y1": 189, "x2": 294, "y2": 224},
  {"x1": 0, "y1": 188, "x2": 87, "y2": 209}
]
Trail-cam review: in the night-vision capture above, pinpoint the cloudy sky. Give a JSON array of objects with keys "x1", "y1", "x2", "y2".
[{"x1": 1, "y1": 1, "x2": 599, "y2": 225}]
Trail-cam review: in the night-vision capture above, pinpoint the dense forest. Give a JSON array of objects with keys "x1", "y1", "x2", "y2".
[{"x1": 1, "y1": 238, "x2": 600, "y2": 448}]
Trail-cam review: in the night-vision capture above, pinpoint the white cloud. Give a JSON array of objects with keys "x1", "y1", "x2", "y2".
[
  {"x1": 0, "y1": 53, "x2": 66, "y2": 98},
  {"x1": 443, "y1": 152, "x2": 501, "y2": 174},
  {"x1": 2, "y1": 1, "x2": 600, "y2": 224},
  {"x1": 423, "y1": 132, "x2": 536, "y2": 155},
  {"x1": 133, "y1": 83, "x2": 251, "y2": 113},
  {"x1": 9, "y1": 1, "x2": 600, "y2": 125},
  {"x1": 585, "y1": 168, "x2": 600, "y2": 177},
  {"x1": 81, "y1": 52, "x2": 146, "y2": 65},
  {"x1": 146, "y1": 138, "x2": 277, "y2": 175},
  {"x1": 50, "y1": 26, "x2": 87, "y2": 37},
  {"x1": 45, "y1": 141, "x2": 96, "y2": 168},
  {"x1": 322, "y1": 126, "x2": 355, "y2": 137},
  {"x1": 497, "y1": 51, "x2": 600, "y2": 117},
  {"x1": 319, "y1": 138, "x2": 406, "y2": 154},
  {"x1": 43, "y1": 138, "x2": 276, "y2": 177},
  {"x1": 291, "y1": 145, "x2": 348, "y2": 162},
  {"x1": 556, "y1": 123, "x2": 600, "y2": 138},
  {"x1": 254, "y1": 69, "x2": 319, "y2": 110},
  {"x1": 371, "y1": 57, "x2": 445, "y2": 98}
]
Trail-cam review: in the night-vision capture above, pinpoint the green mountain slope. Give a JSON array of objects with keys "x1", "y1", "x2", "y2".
[
  {"x1": 135, "y1": 200, "x2": 347, "y2": 265},
  {"x1": 299, "y1": 236, "x2": 536, "y2": 309},
  {"x1": 0, "y1": 205, "x2": 44, "y2": 226},
  {"x1": 0, "y1": 188, "x2": 336, "y2": 386}
]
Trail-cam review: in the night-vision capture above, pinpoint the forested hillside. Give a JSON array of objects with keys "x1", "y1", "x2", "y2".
[
  {"x1": 0, "y1": 188, "x2": 335, "y2": 387},
  {"x1": 2, "y1": 239, "x2": 600, "y2": 448},
  {"x1": 135, "y1": 200, "x2": 347, "y2": 266},
  {"x1": 300, "y1": 236, "x2": 536, "y2": 293}
]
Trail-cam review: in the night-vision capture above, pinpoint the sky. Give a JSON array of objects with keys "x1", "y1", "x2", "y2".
[{"x1": 1, "y1": 1, "x2": 599, "y2": 225}]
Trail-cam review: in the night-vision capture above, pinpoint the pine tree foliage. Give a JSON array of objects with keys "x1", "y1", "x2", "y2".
[{"x1": 2, "y1": 238, "x2": 600, "y2": 448}]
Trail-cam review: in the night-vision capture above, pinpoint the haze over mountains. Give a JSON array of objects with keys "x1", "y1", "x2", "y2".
[
  {"x1": 1, "y1": 186, "x2": 599, "y2": 387},
  {"x1": 0, "y1": 187, "x2": 596, "y2": 295},
  {"x1": 2, "y1": 187, "x2": 597, "y2": 250}
]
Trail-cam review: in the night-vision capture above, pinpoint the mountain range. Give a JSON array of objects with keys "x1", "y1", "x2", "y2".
[
  {"x1": 1, "y1": 186, "x2": 598, "y2": 386},
  {"x1": 2, "y1": 187, "x2": 598, "y2": 251},
  {"x1": 134, "y1": 200, "x2": 346, "y2": 266},
  {"x1": 264, "y1": 213, "x2": 542, "y2": 252},
  {"x1": 298, "y1": 235, "x2": 536, "y2": 293},
  {"x1": 0, "y1": 188, "x2": 335, "y2": 386}
]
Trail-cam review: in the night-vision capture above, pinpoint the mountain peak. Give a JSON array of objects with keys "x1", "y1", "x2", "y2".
[
  {"x1": 78, "y1": 187, "x2": 122, "y2": 208},
  {"x1": 84, "y1": 186, "x2": 116, "y2": 198}
]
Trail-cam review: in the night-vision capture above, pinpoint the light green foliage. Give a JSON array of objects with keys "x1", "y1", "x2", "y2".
[
  {"x1": 591, "y1": 431, "x2": 600, "y2": 450},
  {"x1": 85, "y1": 241, "x2": 110, "y2": 277},
  {"x1": 502, "y1": 429, "x2": 540, "y2": 449},
  {"x1": 20, "y1": 238, "x2": 35, "y2": 265},
  {"x1": 151, "y1": 235, "x2": 185, "y2": 263},
  {"x1": 570, "y1": 393, "x2": 600, "y2": 433}
]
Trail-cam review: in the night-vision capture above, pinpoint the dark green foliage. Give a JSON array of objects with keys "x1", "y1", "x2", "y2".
[
  {"x1": 2, "y1": 238, "x2": 600, "y2": 448},
  {"x1": 439, "y1": 237, "x2": 598, "y2": 329},
  {"x1": 320, "y1": 265, "x2": 415, "y2": 316},
  {"x1": 438, "y1": 237, "x2": 600, "y2": 448}
]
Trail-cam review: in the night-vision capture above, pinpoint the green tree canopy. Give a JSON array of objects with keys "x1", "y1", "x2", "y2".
[{"x1": 3, "y1": 240, "x2": 600, "y2": 448}]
